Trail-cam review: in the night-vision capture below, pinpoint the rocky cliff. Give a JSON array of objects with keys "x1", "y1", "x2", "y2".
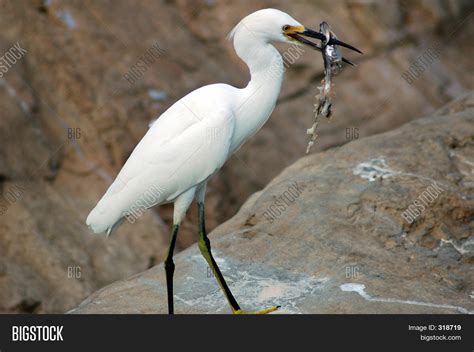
[
  {"x1": 71, "y1": 92, "x2": 474, "y2": 314},
  {"x1": 0, "y1": 0, "x2": 473, "y2": 313}
]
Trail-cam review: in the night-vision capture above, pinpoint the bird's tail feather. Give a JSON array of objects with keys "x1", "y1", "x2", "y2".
[
  {"x1": 105, "y1": 216, "x2": 126, "y2": 237},
  {"x1": 86, "y1": 197, "x2": 125, "y2": 236}
]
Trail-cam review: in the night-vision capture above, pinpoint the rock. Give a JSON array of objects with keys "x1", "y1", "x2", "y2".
[
  {"x1": 0, "y1": 0, "x2": 473, "y2": 312},
  {"x1": 71, "y1": 92, "x2": 474, "y2": 314}
]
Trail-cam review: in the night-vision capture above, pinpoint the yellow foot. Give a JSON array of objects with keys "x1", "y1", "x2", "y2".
[{"x1": 232, "y1": 305, "x2": 280, "y2": 315}]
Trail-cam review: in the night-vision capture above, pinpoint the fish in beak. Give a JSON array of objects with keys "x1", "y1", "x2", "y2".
[
  {"x1": 284, "y1": 22, "x2": 363, "y2": 154},
  {"x1": 284, "y1": 23, "x2": 362, "y2": 67}
]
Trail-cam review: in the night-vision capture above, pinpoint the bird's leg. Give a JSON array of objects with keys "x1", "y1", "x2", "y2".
[
  {"x1": 197, "y1": 203, "x2": 240, "y2": 312},
  {"x1": 197, "y1": 203, "x2": 279, "y2": 315},
  {"x1": 164, "y1": 224, "x2": 179, "y2": 314}
]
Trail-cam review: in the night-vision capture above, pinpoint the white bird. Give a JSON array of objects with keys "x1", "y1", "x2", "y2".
[{"x1": 86, "y1": 8, "x2": 360, "y2": 314}]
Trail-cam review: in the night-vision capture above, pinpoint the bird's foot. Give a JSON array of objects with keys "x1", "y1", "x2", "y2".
[{"x1": 232, "y1": 305, "x2": 280, "y2": 315}]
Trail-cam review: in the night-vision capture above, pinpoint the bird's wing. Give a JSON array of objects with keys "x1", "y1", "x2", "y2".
[
  {"x1": 102, "y1": 99, "x2": 203, "y2": 198},
  {"x1": 89, "y1": 96, "x2": 236, "y2": 230},
  {"x1": 144, "y1": 104, "x2": 236, "y2": 202}
]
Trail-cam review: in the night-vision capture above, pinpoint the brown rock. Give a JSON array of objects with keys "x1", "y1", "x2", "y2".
[
  {"x1": 71, "y1": 92, "x2": 474, "y2": 314},
  {"x1": 0, "y1": 0, "x2": 473, "y2": 312}
]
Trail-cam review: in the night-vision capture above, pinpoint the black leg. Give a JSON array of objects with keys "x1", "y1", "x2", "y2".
[
  {"x1": 197, "y1": 203, "x2": 241, "y2": 312},
  {"x1": 164, "y1": 224, "x2": 179, "y2": 314}
]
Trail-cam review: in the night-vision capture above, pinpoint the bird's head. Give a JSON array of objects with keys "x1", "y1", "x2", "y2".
[{"x1": 229, "y1": 8, "x2": 361, "y2": 55}]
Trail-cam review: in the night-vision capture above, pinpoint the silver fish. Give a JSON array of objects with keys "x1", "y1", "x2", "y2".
[{"x1": 307, "y1": 21, "x2": 361, "y2": 153}]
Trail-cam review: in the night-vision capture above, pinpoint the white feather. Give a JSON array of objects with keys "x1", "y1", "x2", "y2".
[{"x1": 86, "y1": 9, "x2": 303, "y2": 235}]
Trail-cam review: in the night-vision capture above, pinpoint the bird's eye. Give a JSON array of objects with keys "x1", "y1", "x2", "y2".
[{"x1": 282, "y1": 25, "x2": 290, "y2": 32}]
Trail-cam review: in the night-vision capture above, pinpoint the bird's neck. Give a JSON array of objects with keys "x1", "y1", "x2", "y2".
[
  {"x1": 231, "y1": 36, "x2": 284, "y2": 152},
  {"x1": 245, "y1": 44, "x2": 284, "y2": 94}
]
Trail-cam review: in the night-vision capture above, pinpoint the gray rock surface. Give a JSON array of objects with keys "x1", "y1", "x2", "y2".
[{"x1": 71, "y1": 93, "x2": 474, "y2": 314}]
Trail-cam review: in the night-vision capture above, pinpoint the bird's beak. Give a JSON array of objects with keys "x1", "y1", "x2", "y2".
[
  {"x1": 285, "y1": 25, "x2": 363, "y2": 54},
  {"x1": 301, "y1": 27, "x2": 362, "y2": 54}
]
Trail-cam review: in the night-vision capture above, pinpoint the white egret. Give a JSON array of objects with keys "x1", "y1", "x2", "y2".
[{"x1": 86, "y1": 8, "x2": 360, "y2": 314}]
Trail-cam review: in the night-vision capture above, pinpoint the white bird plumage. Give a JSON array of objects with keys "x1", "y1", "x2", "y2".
[
  {"x1": 84, "y1": 8, "x2": 363, "y2": 314},
  {"x1": 86, "y1": 9, "x2": 303, "y2": 235}
]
